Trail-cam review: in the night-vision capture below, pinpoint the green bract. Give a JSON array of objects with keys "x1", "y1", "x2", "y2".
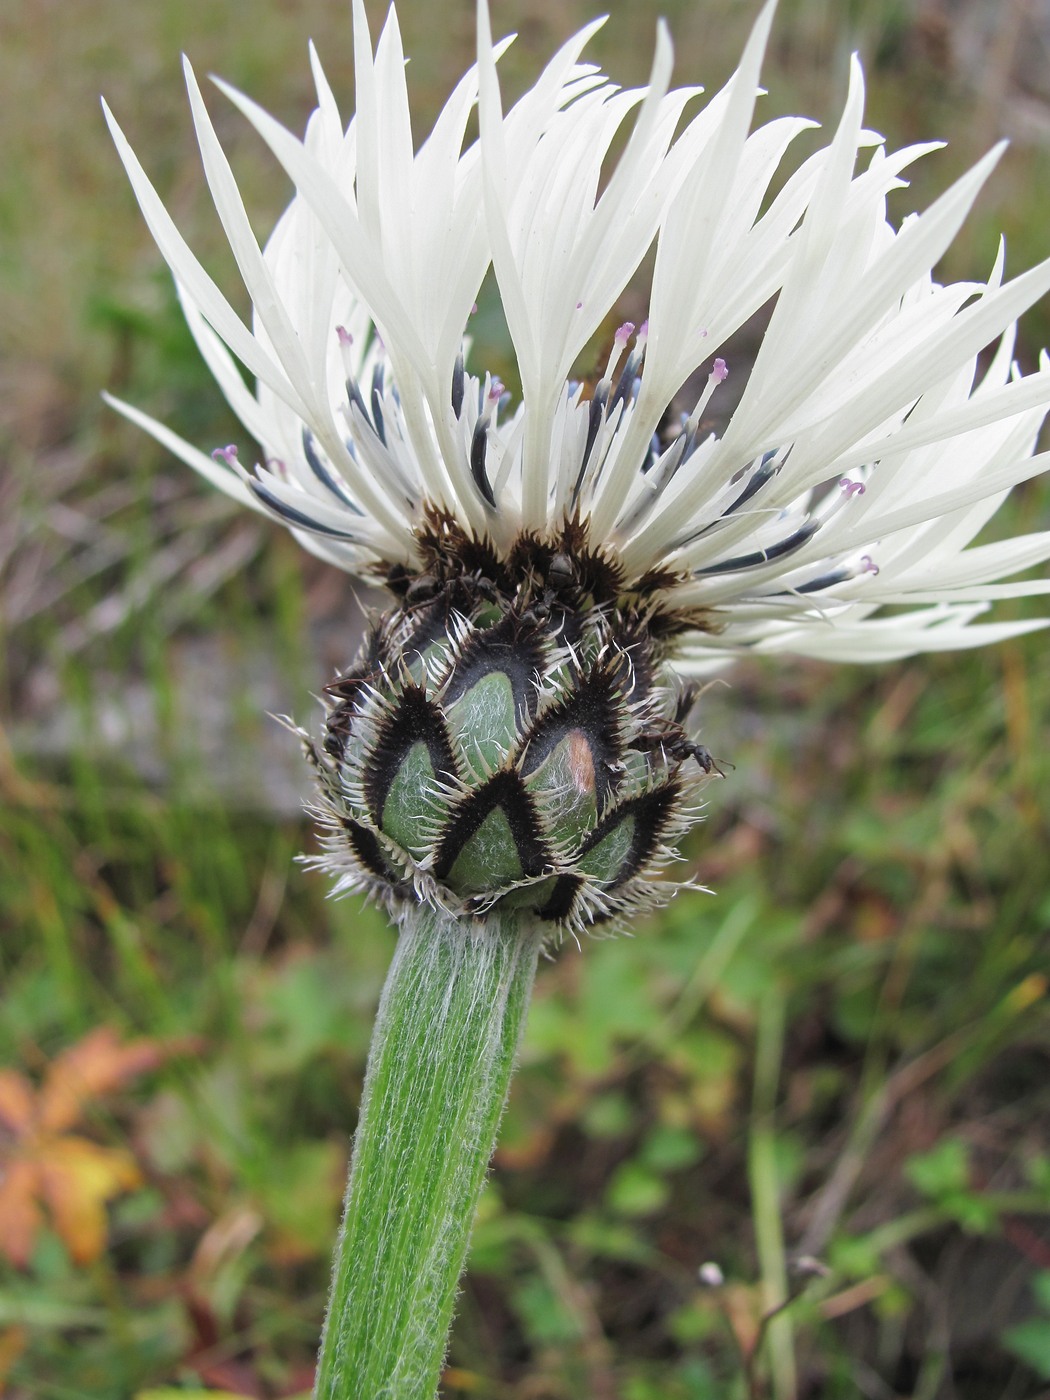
[{"x1": 306, "y1": 552, "x2": 712, "y2": 934}]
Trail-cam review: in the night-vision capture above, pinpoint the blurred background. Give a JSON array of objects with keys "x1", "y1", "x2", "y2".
[{"x1": 2, "y1": 0, "x2": 1050, "y2": 1396}]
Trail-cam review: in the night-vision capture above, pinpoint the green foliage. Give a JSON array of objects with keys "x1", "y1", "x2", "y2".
[
  {"x1": 1003, "y1": 1273, "x2": 1050, "y2": 1380},
  {"x1": 904, "y1": 1139, "x2": 998, "y2": 1232}
]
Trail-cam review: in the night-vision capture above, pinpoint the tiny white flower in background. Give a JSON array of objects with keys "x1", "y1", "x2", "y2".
[{"x1": 104, "y1": 0, "x2": 1050, "y2": 673}]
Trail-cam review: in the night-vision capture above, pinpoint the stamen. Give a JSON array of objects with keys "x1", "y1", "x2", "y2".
[
  {"x1": 336, "y1": 325, "x2": 356, "y2": 380},
  {"x1": 604, "y1": 321, "x2": 635, "y2": 383},
  {"x1": 302, "y1": 428, "x2": 362, "y2": 512},
  {"x1": 685, "y1": 360, "x2": 730, "y2": 435},
  {"x1": 793, "y1": 547, "x2": 880, "y2": 594},
  {"x1": 370, "y1": 363, "x2": 387, "y2": 446},
  {"x1": 211, "y1": 444, "x2": 239, "y2": 468},
  {"x1": 470, "y1": 419, "x2": 497, "y2": 508},
  {"x1": 342, "y1": 366, "x2": 370, "y2": 428},
  {"x1": 694, "y1": 521, "x2": 819, "y2": 576},
  {"x1": 795, "y1": 567, "x2": 852, "y2": 594},
  {"x1": 571, "y1": 380, "x2": 611, "y2": 510},
  {"x1": 839, "y1": 478, "x2": 866, "y2": 499},
  {"x1": 249, "y1": 478, "x2": 362, "y2": 540},
  {"x1": 452, "y1": 353, "x2": 465, "y2": 418},
  {"x1": 721, "y1": 451, "x2": 781, "y2": 517},
  {"x1": 610, "y1": 341, "x2": 647, "y2": 414},
  {"x1": 670, "y1": 447, "x2": 788, "y2": 551},
  {"x1": 618, "y1": 433, "x2": 691, "y2": 532}
]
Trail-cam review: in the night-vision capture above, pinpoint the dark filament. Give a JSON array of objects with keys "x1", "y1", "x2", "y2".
[
  {"x1": 249, "y1": 478, "x2": 362, "y2": 540},
  {"x1": 302, "y1": 429, "x2": 363, "y2": 513},
  {"x1": 694, "y1": 520, "x2": 819, "y2": 577},
  {"x1": 370, "y1": 363, "x2": 387, "y2": 446},
  {"x1": 570, "y1": 380, "x2": 610, "y2": 511},
  {"x1": 470, "y1": 419, "x2": 497, "y2": 508}
]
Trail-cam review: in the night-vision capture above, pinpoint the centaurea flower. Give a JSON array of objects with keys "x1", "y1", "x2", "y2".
[
  {"x1": 104, "y1": 1, "x2": 1050, "y2": 927},
  {"x1": 104, "y1": 4, "x2": 1050, "y2": 1391}
]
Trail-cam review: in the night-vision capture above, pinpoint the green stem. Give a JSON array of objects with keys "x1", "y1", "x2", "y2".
[{"x1": 314, "y1": 905, "x2": 542, "y2": 1400}]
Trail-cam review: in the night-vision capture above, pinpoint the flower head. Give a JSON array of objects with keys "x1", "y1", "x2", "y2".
[{"x1": 104, "y1": 2, "x2": 1050, "y2": 930}]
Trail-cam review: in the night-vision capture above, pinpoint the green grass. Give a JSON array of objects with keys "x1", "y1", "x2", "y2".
[{"x1": 3, "y1": 0, "x2": 1050, "y2": 1396}]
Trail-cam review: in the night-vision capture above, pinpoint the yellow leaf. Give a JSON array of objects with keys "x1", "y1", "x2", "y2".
[{"x1": 38, "y1": 1136, "x2": 142, "y2": 1265}]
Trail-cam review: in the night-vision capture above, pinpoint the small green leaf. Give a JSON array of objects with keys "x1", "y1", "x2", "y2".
[
  {"x1": 640, "y1": 1123, "x2": 702, "y2": 1173},
  {"x1": 511, "y1": 1273, "x2": 581, "y2": 1346},
  {"x1": 606, "y1": 1160, "x2": 669, "y2": 1217},
  {"x1": 1033, "y1": 1270, "x2": 1050, "y2": 1313},
  {"x1": 905, "y1": 1138, "x2": 971, "y2": 1199},
  {"x1": 1024, "y1": 1154, "x2": 1050, "y2": 1196},
  {"x1": 1003, "y1": 1317, "x2": 1050, "y2": 1379},
  {"x1": 581, "y1": 1091, "x2": 634, "y2": 1140},
  {"x1": 828, "y1": 1233, "x2": 881, "y2": 1279}
]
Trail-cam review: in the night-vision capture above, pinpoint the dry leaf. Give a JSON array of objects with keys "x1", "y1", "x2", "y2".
[
  {"x1": 39, "y1": 1027, "x2": 172, "y2": 1135},
  {"x1": 0, "y1": 1026, "x2": 189, "y2": 1267}
]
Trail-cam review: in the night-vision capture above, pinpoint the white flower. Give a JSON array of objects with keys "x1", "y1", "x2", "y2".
[{"x1": 104, "y1": 0, "x2": 1050, "y2": 671}]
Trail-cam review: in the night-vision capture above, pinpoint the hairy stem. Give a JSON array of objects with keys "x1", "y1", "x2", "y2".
[{"x1": 314, "y1": 906, "x2": 542, "y2": 1400}]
